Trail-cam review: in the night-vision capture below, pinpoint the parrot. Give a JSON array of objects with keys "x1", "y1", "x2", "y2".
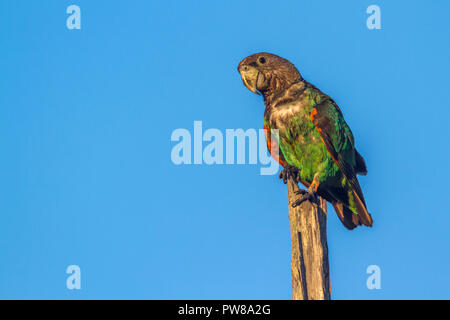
[{"x1": 238, "y1": 52, "x2": 373, "y2": 230}]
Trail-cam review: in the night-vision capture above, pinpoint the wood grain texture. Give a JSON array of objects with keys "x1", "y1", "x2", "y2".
[{"x1": 287, "y1": 177, "x2": 331, "y2": 300}]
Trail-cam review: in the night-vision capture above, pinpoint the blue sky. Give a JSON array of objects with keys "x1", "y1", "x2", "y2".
[{"x1": 0, "y1": 0, "x2": 449, "y2": 299}]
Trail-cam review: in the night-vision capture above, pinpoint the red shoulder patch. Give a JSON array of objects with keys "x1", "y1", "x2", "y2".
[{"x1": 264, "y1": 125, "x2": 287, "y2": 167}]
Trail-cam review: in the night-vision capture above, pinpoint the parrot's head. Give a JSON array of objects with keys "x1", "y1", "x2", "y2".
[{"x1": 238, "y1": 52, "x2": 302, "y2": 97}]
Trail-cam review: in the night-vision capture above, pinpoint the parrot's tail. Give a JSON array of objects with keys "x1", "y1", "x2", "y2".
[
  {"x1": 351, "y1": 189, "x2": 373, "y2": 227},
  {"x1": 332, "y1": 197, "x2": 373, "y2": 230},
  {"x1": 332, "y1": 202, "x2": 359, "y2": 230}
]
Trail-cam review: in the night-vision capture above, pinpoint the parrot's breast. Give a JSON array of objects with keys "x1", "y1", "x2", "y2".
[{"x1": 267, "y1": 97, "x2": 340, "y2": 184}]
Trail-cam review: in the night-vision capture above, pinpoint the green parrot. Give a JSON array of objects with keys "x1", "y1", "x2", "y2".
[{"x1": 238, "y1": 52, "x2": 373, "y2": 229}]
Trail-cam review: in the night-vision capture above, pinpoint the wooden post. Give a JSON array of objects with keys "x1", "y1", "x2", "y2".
[{"x1": 287, "y1": 177, "x2": 331, "y2": 300}]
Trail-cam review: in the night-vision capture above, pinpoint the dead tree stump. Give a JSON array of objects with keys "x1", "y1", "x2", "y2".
[{"x1": 287, "y1": 177, "x2": 331, "y2": 300}]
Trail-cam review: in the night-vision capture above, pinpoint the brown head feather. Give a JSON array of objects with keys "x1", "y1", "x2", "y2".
[{"x1": 238, "y1": 53, "x2": 302, "y2": 105}]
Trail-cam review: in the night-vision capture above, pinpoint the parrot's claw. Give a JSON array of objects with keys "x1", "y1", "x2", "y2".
[
  {"x1": 292, "y1": 188, "x2": 318, "y2": 208},
  {"x1": 279, "y1": 165, "x2": 299, "y2": 184}
]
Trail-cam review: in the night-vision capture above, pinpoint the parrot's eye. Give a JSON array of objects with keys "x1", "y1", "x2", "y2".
[{"x1": 258, "y1": 57, "x2": 266, "y2": 64}]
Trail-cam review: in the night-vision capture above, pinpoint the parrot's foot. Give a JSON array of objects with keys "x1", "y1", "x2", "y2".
[
  {"x1": 279, "y1": 165, "x2": 299, "y2": 184},
  {"x1": 292, "y1": 188, "x2": 318, "y2": 208},
  {"x1": 291, "y1": 173, "x2": 320, "y2": 208}
]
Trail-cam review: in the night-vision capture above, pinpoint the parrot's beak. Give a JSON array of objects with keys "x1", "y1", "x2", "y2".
[{"x1": 238, "y1": 64, "x2": 261, "y2": 95}]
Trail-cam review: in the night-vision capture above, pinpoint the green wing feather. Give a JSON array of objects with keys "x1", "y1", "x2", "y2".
[{"x1": 311, "y1": 98, "x2": 373, "y2": 226}]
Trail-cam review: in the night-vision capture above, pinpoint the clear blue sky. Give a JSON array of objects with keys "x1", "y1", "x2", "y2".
[{"x1": 1, "y1": 0, "x2": 449, "y2": 299}]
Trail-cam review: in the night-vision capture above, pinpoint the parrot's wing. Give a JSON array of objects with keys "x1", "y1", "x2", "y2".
[{"x1": 310, "y1": 99, "x2": 372, "y2": 226}]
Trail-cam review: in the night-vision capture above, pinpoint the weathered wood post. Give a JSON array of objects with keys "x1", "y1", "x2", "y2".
[{"x1": 286, "y1": 176, "x2": 331, "y2": 300}]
